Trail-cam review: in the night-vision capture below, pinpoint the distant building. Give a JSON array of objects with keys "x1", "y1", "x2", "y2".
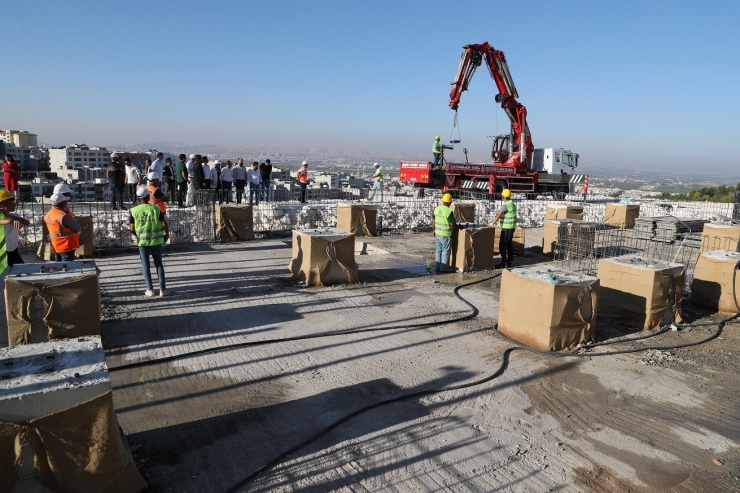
[
  {"x1": 270, "y1": 167, "x2": 294, "y2": 182},
  {"x1": 1, "y1": 141, "x2": 48, "y2": 173},
  {"x1": 313, "y1": 172, "x2": 344, "y2": 189},
  {"x1": 0, "y1": 130, "x2": 38, "y2": 147},
  {"x1": 342, "y1": 176, "x2": 369, "y2": 189},
  {"x1": 49, "y1": 144, "x2": 110, "y2": 182}
]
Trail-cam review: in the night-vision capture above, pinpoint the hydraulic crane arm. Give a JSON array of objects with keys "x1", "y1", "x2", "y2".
[{"x1": 448, "y1": 43, "x2": 533, "y2": 168}]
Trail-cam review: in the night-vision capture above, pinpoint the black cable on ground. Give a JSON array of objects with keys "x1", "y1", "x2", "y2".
[
  {"x1": 108, "y1": 273, "x2": 499, "y2": 372},
  {"x1": 227, "y1": 311, "x2": 739, "y2": 492}
]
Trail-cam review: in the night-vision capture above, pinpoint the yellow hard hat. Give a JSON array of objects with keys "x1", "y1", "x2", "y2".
[
  {"x1": 435, "y1": 135, "x2": 440, "y2": 140},
  {"x1": 0, "y1": 191, "x2": 15, "y2": 202},
  {"x1": 501, "y1": 189, "x2": 511, "y2": 198},
  {"x1": 442, "y1": 193, "x2": 453, "y2": 203}
]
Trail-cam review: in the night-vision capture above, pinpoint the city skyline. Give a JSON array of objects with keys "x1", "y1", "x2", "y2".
[{"x1": 4, "y1": 0, "x2": 739, "y2": 173}]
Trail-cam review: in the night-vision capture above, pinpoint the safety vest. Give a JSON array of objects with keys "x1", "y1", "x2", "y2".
[
  {"x1": 297, "y1": 168, "x2": 308, "y2": 183},
  {"x1": 433, "y1": 141, "x2": 442, "y2": 154},
  {"x1": 131, "y1": 203, "x2": 165, "y2": 247},
  {"x1": 434, "y1": 205, "x2": 454, "y2": 237},
  {"x1": 146, "y1": 184, "x2": 167, "y2": 214},
  {"x1": 376, "y1": 167, "x2": 384, "y2": 182},
  {"x1": 0, "y1": 212, "x2": 7, "y2": 272},
  {"x1": 500, "y1": 199, "x2": 517, "y2": 229},
  {"x1": 44, "y1": 207, "x2": 80, "y2": 253}
]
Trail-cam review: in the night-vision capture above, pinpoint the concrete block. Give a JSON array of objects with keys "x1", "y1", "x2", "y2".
[
  {"x1": 1, "y1": 337, "x2": 109, "y2": 492},
  {"x1": 5, "y1": 262, "x2": 101, "y2": 346},
  {"x1": 603, "y1": 203, "x2": 640, "y2": 229},
  {"x1": 597, "y1": 255, "x2": 684, "y2": 330},
  {"x1": 691, "y1": 250, "x2": 740, "y2": 313},
  {"x1": 498, "y1": 267, "x2": 599, "y2": 351},
  {"x1": 700, "y1": 223, "x2": 740, "y2": 253},
  {"x1": 336, "y1": 204, "x2": 377, "y2": 236},
  {"x1": 451, "y1": 226, "x2": 495, "y2": 271},
  {"x1": 0, "y1": 337, "x2": 146, "y2": 492},
  {"x1": 289, "y1": 228, "x2": 359, "y2": 286},
  {"x1": 450, "y1": 203, "x2": 475, "y2": 223},
  {"x1": 0, "y1": 336, "x2": 110, "y2": 422},
  {"x1": 545, "y1": 205, "x2": 583, "y2": 220}
]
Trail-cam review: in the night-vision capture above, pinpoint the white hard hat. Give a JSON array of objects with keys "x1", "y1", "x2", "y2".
[
  {"x1": 136, "y1": 186, "x2": 150, "y2": 198},
  {"x1": 213, "y1": 160, "x2": 221, "y2": 165},
  {"x1": 110, "y1": 152, "x2": 119, "y2": 158},
  {"x1": 189, "y1": 154, "x2": 196, "y2": 159},
  {"x1": 50, "y1": 193, "x2": 66, "y2": 205},
  {"x1": 374, "y1": 162, "x2": 379, "y2": 167},
  {"x1": 147, "y1": 171, "x2": 158, "y2": 181},
  {"x1": 301, "y1": 161, "x2": 308, "y2": 166},
  {"x1": 53, "y1": 182, "x2": 72, "y2": 195}
]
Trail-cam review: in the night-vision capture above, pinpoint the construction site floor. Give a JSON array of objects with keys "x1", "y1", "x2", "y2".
[{"x1": 4, "y1": 233, "x2": 740, "y2": 492}]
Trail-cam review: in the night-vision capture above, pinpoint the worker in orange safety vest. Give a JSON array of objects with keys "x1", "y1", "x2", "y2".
[
  {"x1": 145, "y1": 171, "x2": 168, "y2": 214},
  {"x1": 43, "y1": 193, "x2": 81, "y2": 262}
]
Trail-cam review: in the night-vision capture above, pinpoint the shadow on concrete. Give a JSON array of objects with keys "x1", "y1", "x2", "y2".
[{"x1": 127, "y1": 361, "x2": 577, "y2": 493}]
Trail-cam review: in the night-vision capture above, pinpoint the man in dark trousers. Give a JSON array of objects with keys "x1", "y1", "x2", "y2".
[
  {"x1": 259, "y1": 159, "x2": 273, "y2": 201},
  {"x1": 492, "y1": 188, "x2": 517, "y2": 268},
  {"x1": 107, "y1": 153, "x2": 126, "y2": 209},
  {"x1": 175, "y1": 154, "x2": 188, "y2": 208}
]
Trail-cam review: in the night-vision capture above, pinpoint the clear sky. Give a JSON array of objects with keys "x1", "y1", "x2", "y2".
[{"x1": 4, "y1": 0, "x2": 739, "y2": 173}]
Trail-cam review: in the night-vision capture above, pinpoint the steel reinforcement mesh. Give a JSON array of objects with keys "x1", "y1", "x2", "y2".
[
  {"x1": 553, "y1": 223, "x2": 705, "y2": 284},
  {"x1": 13, "y1": 187, "x2": 740, "y2": 256}
]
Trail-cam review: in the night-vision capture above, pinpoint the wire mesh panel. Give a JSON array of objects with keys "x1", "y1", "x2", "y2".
[{"x1": 554, "y1": 224, "x2": 701, "y2": 283}]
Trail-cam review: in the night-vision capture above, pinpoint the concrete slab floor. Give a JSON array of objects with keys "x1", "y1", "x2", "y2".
[{"x1": 7, "y1": 234, "x2": 740, "y2": 492}]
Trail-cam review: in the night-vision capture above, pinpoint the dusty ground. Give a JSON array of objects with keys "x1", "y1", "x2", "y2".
[{"x1": 6, "y1": 229, "x2": 740, "y2": 492}]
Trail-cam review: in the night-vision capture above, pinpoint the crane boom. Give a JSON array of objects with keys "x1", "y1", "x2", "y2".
[{"x1": 448, "y1": 43, "x2": 533, "y2": 169}]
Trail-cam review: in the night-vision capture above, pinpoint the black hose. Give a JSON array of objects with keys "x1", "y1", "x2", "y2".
[
  {"x1": 226, "y1": 311, "x2": 738, "y2": 492},
  {"x1": 108, "y1": 274, "x2": 499, "y2": 372},
  {"x1": 734, "y1": 261, "x2": 740, "y2": 313}
]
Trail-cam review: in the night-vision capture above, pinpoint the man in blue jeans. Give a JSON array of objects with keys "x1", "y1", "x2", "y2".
[
  {"x1": 129, "y1": 186, "x2": 170, "y2": 297},
  {"x1": 432, "y1": 193, "x2": 460, "y2": 273},
  {"x1": 259, "y1": 159, "x2": 272, "y2": 201}
]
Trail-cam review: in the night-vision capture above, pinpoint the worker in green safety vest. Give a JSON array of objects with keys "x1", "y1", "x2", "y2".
[
  {"x1": 129, "y1": 186, "x2": 170, "y2": 297},
  {"x1": 369, "y1": 162, "x2": 384, "y2": 202},
  {"x1": 432, "y1": 192, "x2": 461, "y2": 273},
  {"x1": 492, "y1": 188, "x2": 517, "y2": 269},
  {"x1": 432, "y1": 136, "x2": 442, "y2": 168}
]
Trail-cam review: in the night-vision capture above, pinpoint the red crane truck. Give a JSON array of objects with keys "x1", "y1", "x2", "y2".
[{"x1": 399, "y1": 42, "x2": 585, "y2": 198}]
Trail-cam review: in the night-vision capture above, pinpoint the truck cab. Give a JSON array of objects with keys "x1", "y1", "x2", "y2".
[{"x1": 529, "y1": 148, "x2": 579, "y2": 173}]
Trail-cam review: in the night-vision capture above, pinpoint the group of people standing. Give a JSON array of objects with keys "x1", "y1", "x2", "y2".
[{"x1": 107, "y1": 152, "x2": 275, "y2": 209}]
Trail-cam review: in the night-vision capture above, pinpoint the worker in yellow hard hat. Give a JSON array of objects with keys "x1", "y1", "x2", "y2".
[
  {"x1": 492, "y1": 188, "x2": 517, "y2": 268},
  {"x1": 432, "y1": 192, "x2": 461, "y2": 273},
  {"x1": 432, "y1": 135, "x2": 442, "y2": 168}
]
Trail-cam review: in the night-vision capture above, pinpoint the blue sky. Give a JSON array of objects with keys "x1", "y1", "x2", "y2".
[{"x1": 4, "y1": 0, "x2": 739, "y2": 173}]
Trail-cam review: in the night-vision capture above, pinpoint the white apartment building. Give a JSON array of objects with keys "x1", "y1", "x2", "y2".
[
  {"x1": 2, "y1": 142, "x2": 47, "y2": 172},
  {"x1": 313, "y1": 172, "x2": 344, "y2": 189},
  {"x1": 49, "y1": 144, "x2": 110, "y2": 182},
  {"x1": 1, "y1": 130, "x2": 38, "y2": 147}
]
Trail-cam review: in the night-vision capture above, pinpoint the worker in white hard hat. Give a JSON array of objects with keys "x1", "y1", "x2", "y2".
[
  {"x1": 432, "y1": 136, "x2": 442, "y2": 168},
  {"x1": 492, "y1": 188, "x2": 517, "y2": 268},
  {"x1": 53, "y1": 182, "x2": 73, "y2": 201},
  {"x1": 44, "y1": 192, "x2": 81, "y2": 262},
  {"x1": 432, "y1": 192, "x2": 461, "y2": 273},
  {"x1": 52, "y1": 182, "x2": 75, "y2": 217},
  {"x1": 368, "y1": 162, "x2": 384, "y2": 202},
  {"x1": 296, "y1": 161, "x2": 309, "y2": 203}
]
